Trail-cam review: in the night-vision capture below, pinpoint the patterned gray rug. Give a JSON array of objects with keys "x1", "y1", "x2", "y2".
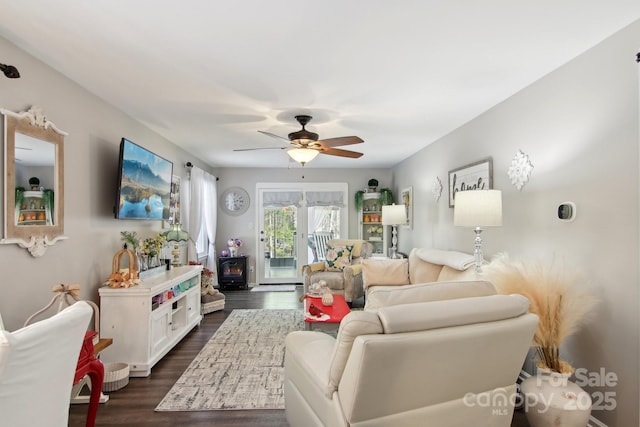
[{"x1": 155, "y1": 309, "x2": 304, "y2": 411}]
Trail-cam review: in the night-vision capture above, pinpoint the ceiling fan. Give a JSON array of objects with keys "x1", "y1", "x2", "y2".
[{"x1": 234, "y1": 115, "x2": 364, "y2": 165}]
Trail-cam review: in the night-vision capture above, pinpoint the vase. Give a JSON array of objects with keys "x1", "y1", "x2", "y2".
[
  {"x1": 139, "y1": 254, "x2": 148, "y2": 271},
  {"x1": 520, "y1": 369, "x2": 592, "y2": 427},
  {"x1": 228, "y1": 247, "x2": 238, "y2": 257}
]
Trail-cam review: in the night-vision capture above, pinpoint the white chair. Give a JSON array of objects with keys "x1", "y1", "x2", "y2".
[
  {"x1": 284, "y1": 283, "x2": 538, "y2": 427},
  {"x1": 313, "y1": 231, "x2": 333, "y2": 261},
  {"x1": 0, "y1": 302, "x2": 93, "y2": 427}
]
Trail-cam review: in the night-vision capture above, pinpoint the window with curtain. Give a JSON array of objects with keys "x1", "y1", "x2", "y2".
[{"x1": 186, "y1": 167, "x2": 217, "y2": 270}]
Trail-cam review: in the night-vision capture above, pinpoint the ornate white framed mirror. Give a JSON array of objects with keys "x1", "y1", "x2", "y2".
[{"x1": 1, "y1": 106, "x2": 67, "y2": 256}]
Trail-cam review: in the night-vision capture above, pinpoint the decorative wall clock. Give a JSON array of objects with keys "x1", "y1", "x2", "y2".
[{"x1": 220, "y1": 187, "x2": 250, "y2": 216}]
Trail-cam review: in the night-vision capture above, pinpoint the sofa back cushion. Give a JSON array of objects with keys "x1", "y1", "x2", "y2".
[
  {"x1": 376, "y1": 294, "x2": 530, "y2": 333},
  {"x1": 328, "y1": 239, "x2": 364, "y2": 258},
  {"x1": 409, "y1": 248, "x2": 477, "y2": 283},
  {"x1": 362, "y1": 258, "x2": 410, "y2": 289},
  {"x1": 364, "y1": 280, "x2": 497, "y2": 310},
  {"x1": 437, "y1": 265, "x2": 476, "y2": 281}
]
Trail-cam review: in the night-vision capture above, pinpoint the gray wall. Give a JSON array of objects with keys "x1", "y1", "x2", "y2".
[
  {"x1": 0, "y1": 36, "x2": 215, "y2": 330},
  {"x1": 391, "y1": 20, "x2": 639, "y2": 426}
]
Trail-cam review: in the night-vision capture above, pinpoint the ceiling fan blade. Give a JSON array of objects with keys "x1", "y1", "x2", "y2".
[
  {"x1": 319, "y1": 147, "x2": 364, "y2": 158},
  {"x1": 258, "y1": 130, "x2": 290, "y2": 141},
  {"x1": 316, "y1": 136, "x2": 364, "y2": 148},
  {"x1": 233, "y1": 147, "x2": 287, "y2": 152}
]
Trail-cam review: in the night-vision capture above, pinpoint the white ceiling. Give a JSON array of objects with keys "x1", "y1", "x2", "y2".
[{"x1": 1, "y1": 1, "x2": 639, "y2": 169}]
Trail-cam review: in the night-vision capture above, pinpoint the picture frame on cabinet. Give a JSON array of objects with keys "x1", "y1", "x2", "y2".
[
  {"x1": 400, "y1": 186, "x2": 413, "y2": 229},
  {"x1": 448, "y1": 158, "x2": 493, "y2": 207}
]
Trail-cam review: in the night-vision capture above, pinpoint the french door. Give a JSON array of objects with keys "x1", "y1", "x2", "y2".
[{"x1": 256, "y1": 183, "x2": 348, "y2": 284}]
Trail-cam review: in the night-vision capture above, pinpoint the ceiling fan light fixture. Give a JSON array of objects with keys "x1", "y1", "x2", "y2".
[{"x1": 287, "y1": 148, "x2": 319, "y2": 165}]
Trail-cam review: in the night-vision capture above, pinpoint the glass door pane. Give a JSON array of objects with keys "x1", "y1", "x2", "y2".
[
  {"x1": 259, "y1": 205, "x2": 301, "y2": 283},
  {"x1": 306, "y1": 206, "x2": 340, "y2": 263}
]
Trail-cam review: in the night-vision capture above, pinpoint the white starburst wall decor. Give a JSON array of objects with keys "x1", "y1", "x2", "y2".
[
  {"x1": 432, "y1": 177, "x2": 443, "y2": 202},
  {"x1": 508, "y1": 149, "x2": 534, "y2": 191}
]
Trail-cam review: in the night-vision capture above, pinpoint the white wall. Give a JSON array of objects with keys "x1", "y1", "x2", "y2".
[
  {"x1": 391, "y1": 20, "x2": 640, "y2": 426},
  {"x1": 0, "y1": 37, "x2": 216, "y2": 331}
]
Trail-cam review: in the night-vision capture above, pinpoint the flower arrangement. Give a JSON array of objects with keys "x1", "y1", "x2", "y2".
[
  {"x1": 141, "y1": 234, "x2": 167, "y2": 257},
  {"x1": 483, "y1": 253, "x2": 598, "y2": 374},
  {"x1": 227, "y1": 238, "x2": 242, "y2": 248}
]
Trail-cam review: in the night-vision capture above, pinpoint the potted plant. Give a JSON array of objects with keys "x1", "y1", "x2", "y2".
[
  {"x1": 354, "y1": 190, "x2": 365, "y2": 211},
  {"x1": 367, "y1": 178, "x2": 378, "y2": 193},
  {"x1": 379, "y1": 188, "x2": 393, "y2": 205},
  {"x1": 483, "y1": 254, "x2": 598, "y2": 426}
]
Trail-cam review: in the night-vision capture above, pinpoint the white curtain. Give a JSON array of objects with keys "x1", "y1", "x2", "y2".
[
  {"x1": 305, "y1": 191, "x2": 344, "y2": 207},
  {"x1": 187, "y1": 167, "x2": 217, "y2": 270},
  {"x1": 202, "y1": 173, "x2": 217, "y2": 270},
  {"x1": 262, "y1": 191, "x2": 302, "y2": 207}
]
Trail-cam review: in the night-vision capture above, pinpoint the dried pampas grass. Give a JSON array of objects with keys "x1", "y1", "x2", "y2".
[{"x1": 483, "y1": 253, "x2": 598, "y2": 374}]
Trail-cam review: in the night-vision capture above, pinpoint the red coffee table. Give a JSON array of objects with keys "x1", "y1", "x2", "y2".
[{"x1": 304, "y1": 294, "x2": 351, "y2": 332}]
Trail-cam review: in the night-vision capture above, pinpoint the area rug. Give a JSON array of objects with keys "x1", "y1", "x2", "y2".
[
  {"x1": 155, "y1": 309, "x2": 304, "y2": 411},
  {"x1": 250, "y1": 285, "x2": 297, "y2": 292}
]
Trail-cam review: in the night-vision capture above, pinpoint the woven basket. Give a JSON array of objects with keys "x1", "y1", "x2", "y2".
[{"x1": 102, "y1": 362, "x2": 130, "y2": 392}]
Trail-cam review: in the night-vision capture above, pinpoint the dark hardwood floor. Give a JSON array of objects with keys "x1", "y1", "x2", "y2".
[{"x1": 69, "y1": 286, "x2": 530, "y2": 427}]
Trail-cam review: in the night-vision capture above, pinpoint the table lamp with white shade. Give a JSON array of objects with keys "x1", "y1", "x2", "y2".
[
  {"x1": 382, "y1": 204, "x2": 407, "y2": 259},
  {"x1": 454, "y1": 189, "x2": 502, "y2": 273}
]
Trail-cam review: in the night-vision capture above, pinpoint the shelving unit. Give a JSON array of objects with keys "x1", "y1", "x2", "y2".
[
  {"x1": 16, "y1": 190, "x2": 50, "y2": 225},
  {"x1": 358, "y1": 192, "x2": 389, "y2": 257},
  {"x1": 98, "y1": 265, "x2": 202, "y2": 377}
]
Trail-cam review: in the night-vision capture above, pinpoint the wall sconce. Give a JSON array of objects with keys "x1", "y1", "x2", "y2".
[
  {"x1": 0, "y1": 63, "x2": 20, "y2": 78},
  {"x1": 454, "y1": 190, "x2": 502, "y2": 272},
  {"x1": 382, "y1": 204, "x2": 407, "y2": 259}
]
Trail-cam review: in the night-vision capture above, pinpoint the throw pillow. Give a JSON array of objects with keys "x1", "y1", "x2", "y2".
[
  {"x1": 324, "y1": 244, "x2": 353, "y2": 271},
  {"x1": 362, "y1": 258, "x2": 409, "y2": 289}
]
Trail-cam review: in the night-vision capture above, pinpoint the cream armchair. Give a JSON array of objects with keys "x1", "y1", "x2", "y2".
[
  {"x1": 284, "y1": 281, "x2": 538, "y2": 427},
  {"x1": 0, "y1": 302, "x2": 93, "y2": 427},
  {"x1": 302, "y1": 239, "x2": 373, "y2": 304}
]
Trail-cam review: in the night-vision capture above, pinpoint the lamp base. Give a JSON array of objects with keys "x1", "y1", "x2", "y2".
[{"x1": 473, "y1": 227, "x2": 484, "y2": 273}]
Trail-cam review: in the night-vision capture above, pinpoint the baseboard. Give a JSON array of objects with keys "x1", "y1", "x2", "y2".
[{"x1": 518, "y1": 370, "x2": 608, "y2": 427}]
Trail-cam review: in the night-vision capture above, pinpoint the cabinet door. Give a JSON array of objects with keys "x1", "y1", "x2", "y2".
[
  {"x1": 186, "y1": 288, "x2": 200, "y2": 324},
  {"x1": 150, "y1": 304, "x2": 172, "y2": 359}
]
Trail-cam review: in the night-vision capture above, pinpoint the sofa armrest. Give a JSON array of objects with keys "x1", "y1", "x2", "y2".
[{"x1": 302, "y1": 262, "x2": 327, "y2": 275}]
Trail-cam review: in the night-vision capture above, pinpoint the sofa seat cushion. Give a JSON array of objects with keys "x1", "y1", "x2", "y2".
[
  {"x1": 365, "y1": 280, "x2": 497, "y2": 310},
  {"x1": 362, "y1": 258, "x2": 410, "y2": 289}
]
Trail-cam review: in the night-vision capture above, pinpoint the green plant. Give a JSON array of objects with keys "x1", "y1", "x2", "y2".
[
  {"x1": 379, "y1": 188, "x2": 393, "y2": 205},
  {"x1": 15, "y1": 187, "x2": 24, "y2": 210},
  {"x1": 354, "y1": 190, "x2": 364, "y2": 211}
]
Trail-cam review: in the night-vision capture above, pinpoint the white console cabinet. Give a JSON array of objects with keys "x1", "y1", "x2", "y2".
[{"x1": 99, "y1": 265, "x2": 203, "y2": 377}]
